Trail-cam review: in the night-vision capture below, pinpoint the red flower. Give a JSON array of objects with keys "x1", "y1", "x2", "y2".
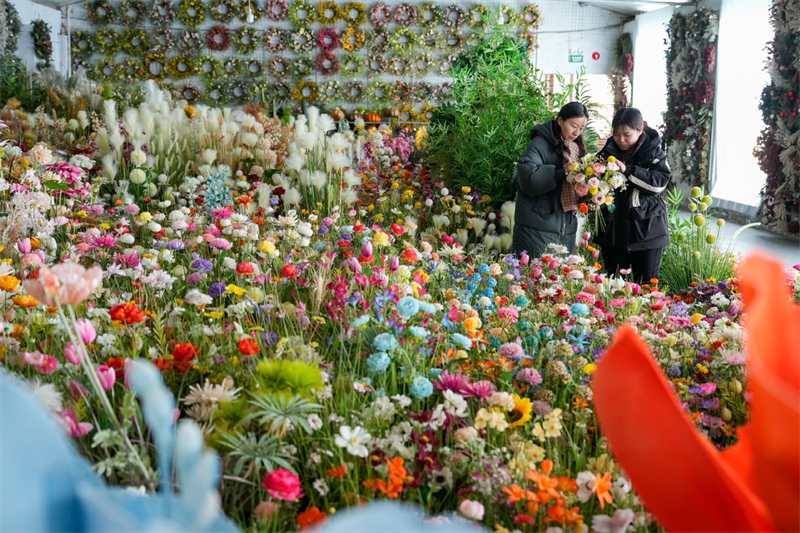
[
  {"x1": 153, "y1": 358, "x2": 172, "y2": 371},
  {"x1": 337, "y1": 240, "x2": 351, "y2": 248},
  {"x1": 105, "y1": 357, "x2": 126, "y2": 381},
  {"x1": 390, "y1": 223, "x2": 404, "y2": 236},
  {"x1": 239, "y1": 337, "x2": 259, "y2": 355},
  {"x1": 579, "y1": 203, "x2": 588, "y2": 214},
  {"x1": 401, "y1": 249, "x2": 418, "y2": 263},
  {"x1": 109, "y1": 302, "x2": 145, "y2": 324},
  {"x1": 296, "y1": 507, "x2": 328, "y2": 531},
  {"x1": 172, "y1": 342, "x2": 200, "y2": 373},
  {"x1": 236, "y1": 262, "x2": 255, "y2": 276},
  {"x1": 441, "y1": 235, "x2": 454, "y2": 245},
  {"x1": 280, "y1": 264, "x2": 298, "y2": 279}
]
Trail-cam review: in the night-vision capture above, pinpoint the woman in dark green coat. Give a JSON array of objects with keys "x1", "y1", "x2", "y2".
[{"x1": 513, "y1": 102, "x2": 590, "y2": 258}]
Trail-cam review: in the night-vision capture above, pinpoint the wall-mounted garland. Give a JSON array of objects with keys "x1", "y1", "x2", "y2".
[
  {"x1": 662, "y1": 8, "x2": 718, "y2": 188},
  {"x1": 32, "y1": 19, "x2": 53, "y2": 68},
  {"x1": 755, "y1": 0, "x2": 800, "y2": 236}
]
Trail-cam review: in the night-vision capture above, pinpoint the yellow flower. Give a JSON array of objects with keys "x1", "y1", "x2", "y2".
[
  {"x1": 589, "y1": 186, "x2": 599, "y2": 195},
  {"x1": 462, "y1": 186, "x2": 471, "y2": 193},
  {"x1": 690, "y1": 313, "x2": 704, "y2": 324},
  {"x1": 455, "y1": 350, "x2": 468, "y2": 360},
  {"x1": 508, "y1": 394, "x2": 533, "y2": 427},
  {"x1": 226, "y1": 284, "x2": 247, "y2": 296},
  {"x1": 0, "y1": 276, "x2": 21, "y2": 292},
  {"x1": 374, "y1": 213, "x2": 384, "y2": 222},
  {"x1": 12, "y1": 294, "x2": 38, "y2": 307},
  {"x1": 414, "y1": 202, "x2": 422, "y2": 209},
  {"x1": 462, "y1": 316, "x2": 481, "y2": 332},
  {"x1": 391, "y1": 182, "x2": 400, "y2": 189},
  {"x1": 138, "y1": 212, "x2": 153, "y2": 223},
  {"x1": 607, "y1": 156, "x2": 616, "y2": 163},
  {"x1": 413, "y1": 269, "x2": 429, "y2": 283},
  {"x1": 583, "y1": 363, "x2": 598, "y2": 375},
  {"x1": 696, "y1": 363, "x2": 709, "y2": 374},
  {"x1": 569, "y1": 162, "x2": 581, "y2": 172},
  {"x1": 100, "y1": 223, "x2": 111, "y2": 230},
  {"x1": 372, "y1": 231, "x2": 390, "y2": 246},
  {"x1": 75, "y1": 210, "x2": 88, "y2": 218},
  {"x1": 258, "y1": 240, "x2": 277, "y2": 254},
  {"x1": 204, "y1": 311, "x2": 224, "y2": 319},
  {"x1": 584, "y1": 167, "x2": 594, "y2": 176},
  {"x1": 184, "y1": 105, "x2": 197, "y2": 118}
]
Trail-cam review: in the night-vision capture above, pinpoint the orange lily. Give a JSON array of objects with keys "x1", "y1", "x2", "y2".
[
  {"x1": 593, "y1": 253, "x2": 799, "y2": 531},
  {"x1": 594, "y1": 472, "x2": 613, "y2": 509}
]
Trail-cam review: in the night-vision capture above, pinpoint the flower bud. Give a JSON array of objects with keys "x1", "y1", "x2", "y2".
[
  {"x1": 96, "y1": 365, "x2": 116, "y2": 390},
  {"x1": 361, "y1": 241, "x2": 373, "y2": 257},
  {"x1": 73, "y1": 318, "x2": 97, "y2": 344},
  {"x1": 64, "y1": 341, "x2": 85, "y2": 365}
]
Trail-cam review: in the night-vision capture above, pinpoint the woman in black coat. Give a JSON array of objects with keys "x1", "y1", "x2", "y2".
[
  {"x1": 596, "y1": 107, "x2": 671, "y2": 282},
  {"x1": 513, "y1": 102, "x2": 590, "y2": 258}
]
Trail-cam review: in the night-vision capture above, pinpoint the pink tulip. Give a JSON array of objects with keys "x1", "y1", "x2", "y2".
[
  {"x1": 361, "y1": 241, "x2": 373, "y2": 257},
  {"x1": 388, "y1": 256, "x2": 399, "y2": 272},
  {"x1": 64, "y1": 341, "x2": 85, "y2": 365},
  {"x1": 343, "y1": 257, "x2": 361, "y2": 273},
  {"x1": 17, "y1": 238, "x2": 32, "y2": 254},
  {"x1": 60, "y1": 409, "x2": 92, "y2": 437},
  {"x1": 520, "y1": 254, "x2": 529, "y2": 265},
  {"x1": 69, "y1": 380, "x2": 90, "y2": 399},
  {"x1": 23, "y1": 263, "x2": 103, "y2": 306},
  {"x1": 73, "y1": 318, "x2": 97, "y2": 343},
  {"x1": 96, "y1": 365, "x2": 116, "y2": 390},
  {"x1": 458, "y1": 499, "x2": 484, "y2": 521}
]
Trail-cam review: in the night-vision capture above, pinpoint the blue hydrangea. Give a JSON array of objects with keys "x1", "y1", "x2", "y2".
[
  {"x1": 470, "y1": 273, "x2": 482, "y2": 283},
  {"x1": 489, "y1": 336, "x2": 502, "y2": 349},
  {"x1": 341, "y1": 226, "x2": 354, "y2": 233},
  {"x1": 314, "y1": 242, "x2": 327, "y2": 251},
  {"x1": 409, "y1": 326, "x2": 429, "y2": 338},
  {"x1": 410, "y1": 376, "x2": 433, "y2": 398},
  {"x1": 482, "y1": 288, "x2": 495, "y2": 297},
  {"x1": 418, "y1": 302, "x2": 436, "y2": 314},
  {"x1": 523, "y1": 335, "x2": 539, "y2": 349},
  {"x1": 539, "y1": 326, "x2": 554, "y2": 341},
  {"x1": 452, "y1": 333, "x2": 472, "y2": 350},
  {"x1": 396, "y1": 297, "x2": 420, "y2": 319},
  {"x1": 467, "y1": 283, "x2": 479, "y2": 293},
  {"x1": 570, "y1": 303, "x2": 590, "y2": 316},
  {"x1": 204, "y1": 171, "x2": 231, "y2": 210},
  {"x1": 351, "y1": 315, "x2": 370, "y2": 329},
  {"x1": 485, "y1": 277, "x2": 497, "y2": 288},
  {"x1": 515, "y1": 296, "x2": 530, "y2": 307},
  {"x1": 373, "y1": 332, "x2": 399, "y2": 352},
  {"x1": 367, "y1": 352, "x2": 391, "y2": 375},
  {"x1": 478, "y1": 264, "x2": 490, "y2": 274}
]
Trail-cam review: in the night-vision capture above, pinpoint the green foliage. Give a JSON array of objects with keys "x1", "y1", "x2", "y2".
[
  {"x1": 244, "y1": 392, "x2": 321, "y2": 436},
  {"x1": 660, "y1": 187, "x2": 737, "y2": 294},
  {"x1": 425, "y1": 30, "x2": 595, "y2": 207},
  {"x1": 0, "y1": 54, "x2": 49, "y2": 112},
  {"x1": 2, "y1": 0, "x2": 22, "y2": 54},
  {"x1": 254, "y1": 359, "x2": 324, "y2": 396},
  {"x1": 217, "y1": 431, "x2": 296, "y2": 478},
  {"x1": 31, "y1": 19, "x2": 53, "y2": 68}
]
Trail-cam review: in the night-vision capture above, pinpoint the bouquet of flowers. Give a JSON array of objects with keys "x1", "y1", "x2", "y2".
[{"x1": 566, "y1": 154, "x2": 626, "y2": 229}]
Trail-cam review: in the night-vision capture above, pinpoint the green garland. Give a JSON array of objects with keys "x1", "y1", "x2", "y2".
[
  {"x1": 177, "y1": 0, "x2": 207, "y2": 27},
  {"x1": 317, "y1": 80, "x2": 342, "y2": 105},
  {"x1": 121, "y1": 29, "x2": 149, "y2": 56},
  {"x1": 95, "y1": 27, "x2": 119, "y2": 56},
  {"x1": 365, "y1": 80, "x2": 391, "y2": 103},
  {"x1": 198, "y1": 55, "x2": 224, "y2": 80},
  {"x1": 417, "y1": 2, "x2": 441, "y2": 27},
  {"x1": 93, "y1": 58, "x2": 119, "y2": 83},
  {"x1": 245, "y1": 59, "x2": 263, "y2": 76},
  {"x1": 289, "y1": 0, "x2": 313, "y2": 27},
  {"x1": 234, "y1": 26, "x2": 259, "y2": 54},
  {"x1": 71, "y1": 30, "x2": 95, "y2": 60},
  {"x1": 210, "y1": 0, "x2": 235, "y2": 23},
  {"x1": 118, "y1": 0, "x2": 146, "y2": 26},
  {"x1": 31, "y1": 19, "x2": 53, "y2": 67},
  {"x1": 3, "y1": 0, "x2": 22, "y2": 53},
  {"x1": 339, "y1": 53, "x2": 362, "y2": 77},
  {"x1": 85, "y1": 0, "x2": 116, "y2": 25},
  {"x1": 206, "y1": 80, "x2": 229, "y2": 105},
  {"x1": 388, "y1": 27, "x2": 415, "y2": 53}
]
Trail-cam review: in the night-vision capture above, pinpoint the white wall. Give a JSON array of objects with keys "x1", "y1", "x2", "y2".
[
  {"x1": 9, "y1": 0, "x2": 69, "y2": 75},
  {"x1": 631, "y1": 6, "x2": 673, "y2": 130}
]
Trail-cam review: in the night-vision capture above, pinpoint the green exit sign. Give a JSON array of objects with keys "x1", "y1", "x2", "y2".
[{"x1": 569, "y1": 54, "x2": 584, "y2": 63}]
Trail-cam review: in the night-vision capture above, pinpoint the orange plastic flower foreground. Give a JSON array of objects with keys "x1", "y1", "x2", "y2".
[{"x1": 593, "y1": 253, "x2": 799, "y2": 532}]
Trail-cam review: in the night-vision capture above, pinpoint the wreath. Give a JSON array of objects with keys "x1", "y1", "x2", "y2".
[
  {"x1": 234, "y1": 0, "x2": 263, "y2": 22},
  {"x1": 95, "y1": 28, "x2": 119, "y2": 56},
  {"x1": 367, "y1": 28, "x2": 389, "y2": 53},
  {"x1": 411, "y1": 53, "x2": 433, "y2": 76},
  {"x1": 268, "y1": 55, "x2": 293, "y2": 78},
  {"x1": 263, "y1": 28, "x2": 288, "y2": 52},
  {"x1": 315, "y1": 50, "x2": 339, "y2": 76},
  {"x1": 342, "y1": 2, "x2": 366, "y2": 27},
  {"x1": 120, "y1": 57, "x2": 146, "y2": 82},
  {"x1": 288, "y1": 0, "x2": 313, "y2": 27},
  {"x1": 317, "y1": 80, "x2": 342, "y2": 105},
  {"x1": 413, "y1": 81, "x2": 433, "y2": 101},
  {"x1": 121, "y1": 29, "x2": 149, "y2": 56},
  {"x1": 417, "y1": 2, "x2": 440, "y2": 27},
  {"x1": 178, "y1": 31, "x2": 204, "y2": 55},
  {"x1": 497, "y1": 6, "x2": 516, "y2": 26},
  {"x1": 93, "y1": 58, "x2": 120, "y2": 83},
  {"x1": 364, "y1": 52, "x2": 388, "y2": 78},
  {"x1": 144, "y1": 53, "x2": 167, "y2": 81},
  {"x1": 294, "y1": 56, "x2": 314, "y2": 77},
  {"x1": 265, "y1": 0, "x2": 288, "y2": 20},
  {"x1": 150, "y1": 0, "x2": 176, "y2": 26},
  {"x1": 388, "y1": 27, "x2": 415, "y2": 53},
  {"x1": 198, "y1": 55, "x2": 224, "y2": 79},
  {"x1": 222, "y1": 57, "x2": 247, "y2": 80},
  {"x1": 4, "y1": 0, "x2": 22, "y2": 54},
  {"x1": 417, "y1": 29, "x2": 438, "y2": 52},
  {"x1": 392, "y1": 4, "x2": 416, "y2": 26},
  {"x1": 71, "y1": 31, "x2": 95, "y2": 60},
  {"x1": 230, "y1": 80, "x2": 251, "y2": 102},
  {"x1": 85, "y1": 0, "x2": 116, "y2": 25},
  {"x1": 118, "y1": 0, "x2": 146, "y2": 26},
  {"x1": 316, "y1": 1, "x2": 339, "y2": 24},
  {"x1": 269, "y1": 81, "x2": 291, "y2": 100},
  {"x1": 345, "y1": 81, "x2": 364, "y2": 103},
  {"x1": 148, "y1": 29, "x2": 174, "y2": 56},
  {"x1": 32, "y1": 20, "x2": 53, "y2": 67},
  {"x1": 468, "y1": 5, "x2": 488, "y2": 29},
  {"x1": 210, "y1": 0, "x2": 235, "y2": 22},
  {"x1": 397, "y1": 103, "x2": 416, "y2": 123},
  {"x1": 368, "y1": 3, "x2": 391, "y2": 27},
  {"x1": 442, "y1": 4, "x2": 464, "y2": 28},
  {"x1": 392, "y1": 81, "x2": 412, "y2": 102},
  {"x1": 341, "y1": 26, "x2": 365, "y2": 51},
  {"x1": 293, "y1": 80, "x2": 319, "y2": 102},
  {"x1": 365, "y1": 80, "x2": 391, "y2": 102},
  {"x1": 438, "y1": 53, "x2": 457, "y2": 75},
  {"x1": 418, "y1": 103, "x2": 436, "y2": 122},
  {"x1": 234, "y1": 27, "x2": 259, "y2": 54},
  {"x1": 245, "y1": 59, "x2": 263, "y2": 76},
  {"x1": 290, "y1": 28, "x2": 315, "y2": 54},
  {"x1": 388, "y1": 53, "x2": 409, "y2": 76},
  {"x1": 440, "y1": 30, "x2": 464, "y2": 53},
  {"x1": 205, "y1": 81, "x2": 229, "y2": 105},
  {"x1": 339, "y1": 53, "x2": 362, "y2": 77},
  {"x1": 177, "y1": 0, "x2": 207, "y2": 27},
  {"x1": 520, "y1": 4, "x2": 541, "y2": 27},
  {"x1": 168, "y1": 54, "x2": 196, "y2": 80},
  {"x1": 317, "y1": 27, "x2": 339, "y2": 51},
  {"x1": 178, "y1": 84, "x2": 200, "y2": 103},
  {"x1": 437, "y1": 82, "x2": 454, "y2": 101}
]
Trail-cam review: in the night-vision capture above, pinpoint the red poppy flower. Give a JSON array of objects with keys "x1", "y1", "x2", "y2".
[
  {"x1": 109, "y1": 302, "x2": 146, "y2": 324},
  {"x1": 296, "y1": 507, "x2": 328, "y2": 531},
  {"x1": 390, "y1": 223, "x2": 404, "y2": 236},
  {"x1": 401, "y1": 249, "x2": 418, "y2": 264},
  {"x1": 172, "y1": 342, "x2": 200, "y2": 373},
  {"x1": 238, "y1": 337, "x2": 259, "y2": 355},
  {"x1": 236, "y1": 262, "x2": 254, "y2": 276}
]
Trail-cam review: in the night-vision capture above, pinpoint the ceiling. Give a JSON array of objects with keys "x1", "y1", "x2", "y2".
[{"x1": 578, "y1": 0, "x2": 695, "y2": 16}]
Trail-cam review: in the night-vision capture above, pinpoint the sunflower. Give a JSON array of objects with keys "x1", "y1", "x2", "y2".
[{"x1": 508, "y1": 394, "x2": 533, "y2": 427}]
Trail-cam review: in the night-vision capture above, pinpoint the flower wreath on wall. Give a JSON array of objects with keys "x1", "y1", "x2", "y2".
[
  {"x1": 222, "y1": 57, "x2": 246, "y2": 80},
  {"x1": 168, "y1": 54, "x2": 196, "y2": 80},
  {"x1": 317, "y1": 80, "x2": 342, "y2": 105},
  {"x1": 294, "y1": 56, "x2": 314, "y2": 77},
  {"x1": 366, "y1": 80, "x2": 391, "y2": 103},
  {"x1": 289, "y1": 0, "x2": 313, "y2": 27},
  {"x1": 663, "y1": 8, "x2": 718, "y2": 188},
  {"x1": 317, "y1": 1, "x2": 339, "y2": 25},
  {"x1": 468, "y1": 5, "x2": 488, "y2": 30},
  {"x1": 264, "y1": 27, "x2": 287, "y2": 52},
  {"x1": 85, "y1": 0, "x2": 115, "y2": 25},
  {"x1": 317, "y1": 27, "x2": 339, "y2": 51},
  {"x1": 234, "y1": 0, "x2": 263, "y2": 23},
  {"x1": 206, "y1": 26, "x2": 231, "y2": 52},
  {"x1": 149, "y1": 28, "x2": 175, "y2": 55},
  {"x1": 342, "y1": 27, "x2": 365, "y2": 51},
  {"x1": 388, "y1": 27, "x2": 415, "y2": 53},
  {"x1": 315, "y1": 50, "x2": 339, "y2": 75},
  {"x1": 198, "y1": 55, "x2": 224, "y2": 80},
  {"x1": 393, "y1": 3, "x2": 417, "y2": 26},
  {"x1": 268, "y1": 55, "x2": 293, "y2": 78},
  {"x1": 417, "y1": 2, "x2": 440, "y2": 27},
  {"x1": 291, "y1": 27, "x2": 315, "y2": 54},
  {"x1": 755, "y1": 0, "x2": 800, "y2": 236},
  {"x1": 442, "y1": 4, "x2": 464, "y2": 28},
  {"x1": 118, "y1": 0, "x2": 146, "y2": 26},
  {"x1": 411, "y1": 52, "x2": 433, "y2": 76},
  {"x1": 206, "y1": 80, "x2": 229, "y2": 105},
  {"x1": 418, "y1": 29, "x2": 438, "y2": 52},
  {"x1": 121, "y1": 28, "x2": 149, "y2": 56},
  {"x1": 150, "y1": 0, "x2": 175, "y2": 26},
  {"x1": 177, "y1": 0, "x2": 207, "y2": 27},
  {"x1": 144, "y1": 53, "x2": 167, "y2": 81},
  {"x1": 178, "y1": 30, "x2": 204, "y2": 55},
  {"x1": 342, "y1": 2, "x2": 365, "y2": 27},
  {"x1": 368, "y1": 3, "x2": 391, "y2": 27},
  {"x1": 265, "y1": 0, "x2": 288, "y2": 21},
  {"x1": 365, "y1": 52, "x2": 388, "y2": 78},
  {"x1": 95, "y1": 27, "x2": 119, "y2": 56},
  {"x1": 367, "y1": 28, "x2": 389, "y2": 53},
  {"x1": 234, "y1": 27, "x2": 259, "y2": 54},
  {"x1": 178, "y1": 84, "x2": 200, "y2": 102},
  {"x1": 339, "y1": 53, "x2": 362, "y2": 77},
  {"x1": 346, "y1": 81, "x2": 364, "y2": 103},
  {"x1": 31, "y1": 19, "x2": 53, "y2": 67},
  {"x1": 293, "y1": 80, "x2": 319, "y2": 102},
  {"x1": 71, "y1": 30, "x2": 95, "y2": 60},
  {"x1": 210, "y1": 0, "x2": 235, "y2": 23},
  {"x1": 388, "y1": 53, "x2": 409, "y2": 76}
]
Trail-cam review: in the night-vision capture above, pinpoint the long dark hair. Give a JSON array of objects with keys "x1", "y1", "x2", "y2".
[
  {"x1": 611, "y1": 107, "x2": 644, "y2": 132},
  {"x1": 553, "y1": 101, "x2": 589, "y2": 157}
]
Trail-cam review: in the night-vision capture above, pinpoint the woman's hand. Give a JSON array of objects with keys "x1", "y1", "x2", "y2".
[{"x1": 616, "y1": 161, "x2": 627, "y2": 173}]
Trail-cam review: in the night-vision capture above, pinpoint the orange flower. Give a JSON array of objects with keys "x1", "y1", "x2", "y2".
[
  {"x1": 593, "y1": 253, "x2": 798, "y2": 532},
  {"x1": 296, "y1": 506, "x2": 328, "y2": 530},
  {"x1": 109, "y1": 302, "x2": 146, "y2": 324},
  {"x1": 594, "y1": 472, "x2": 613, "y2": 509},
  {"x1": 502, "y1": 484, "x2": 536, "y2": 503},
  {"x1": 387, "y1": 457, "x2": 406, "y2": 485},
  {"x1": 12, "y1": 294, "x2": 38, "y2": 307},
  {"x1": 572, "y1": 397, "x2": 589, "y2": 410},
  {"x1": 0, "y1": 275, "x2": 20, "y2": 292},
  {"x1": 376, "y1": 479, "x2": 403, "y2": 498},
  {"x1": 326, "y1": 465, "x2": 347, "y2": 478}
]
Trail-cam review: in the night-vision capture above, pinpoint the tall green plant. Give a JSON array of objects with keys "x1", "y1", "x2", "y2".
[{"x1": 425, "y1": 30, "x2": 594, "y2": 207}]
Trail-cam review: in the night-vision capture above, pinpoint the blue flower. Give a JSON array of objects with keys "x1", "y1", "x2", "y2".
[
  {"x1": 396, "y1": 297, "x2": 420, "y2": 319},
  {"x1": 373, "y1": 332, "x2": 399, "y2": 352},
  {"x1": 351, "y1": 315, "x2": 370, "y2": 329},
  {"x1": 539, "y1": 326, "x2": 553, "y2": 341},
  {"x1": 482, "y1": 288, "x2": 494, "y2": 297},
  {"x1": 515, "y1": 296, "x2": 530, "y2": 307},
  {"x1": 428, "y1": 368, "x2": 443, "y2": 379},
  {"x1": 191, "y1": 259, "x2": 213, "y2": 272},
  {"x1": 570, "y1": 303, "x2": 590, "y2": 316},
  {"x1": 478, "y1": 264, "x2": 489, "y2": 274},
  {"x1": 467, "y1": 283, "x2": 479, "y2": 293},
  {"x1": 470, "y1": 273, "x2": 482, "y2": 283},
  {"x1": 410, "y1": 376, "x2": 433, "y2": 398},
  {"x1": 208, "y1": 283, "x2": 227, "y2": 297},
  {"x1": 367, "y1": 352, "x2": 391, "y2": 375},
  {"x1": 418, "y1": 302, "x2": 436, "y2": 314},
  {"x1": 409, "y1": 326, "x2": 429, "y2": 338},
  {"x1": 485, "y1": 277, "x2": 497, "y2": 288},
  {"x1": 452, "y1": 333, "x2": 472, "y2": 350}
]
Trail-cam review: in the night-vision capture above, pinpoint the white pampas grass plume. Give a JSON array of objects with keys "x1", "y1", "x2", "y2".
[
  {"x1": 306, "y1": 106, "x2": 320, "y2": 130},
  {"x1": 471, "y1": 217, "x2": 487, "y2": 236},
  {"x1": 500, "y1": 201, "x2": 516, "y2": 231},
  {"x1": 284, "y1": 187, "x2": 301, "y2": 205},
  {"x1": 500, "y1": 233, "x2": 513, "y2": 251},
  {"x1": 318, "y1": 114, "x2": 336, "y2": 134}
]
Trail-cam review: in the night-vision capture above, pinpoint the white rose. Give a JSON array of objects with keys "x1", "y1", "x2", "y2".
[
  {"x1": 130, "y1": 168, "x2": 147, "y2": 184},
  {"x1": 130, "y1": 150, "x2": 147, "y2": 166}
]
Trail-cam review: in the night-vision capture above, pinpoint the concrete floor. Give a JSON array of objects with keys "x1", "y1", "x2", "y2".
[{"x1": 678, "y1": 210, "x2": 800, "y2": 267}]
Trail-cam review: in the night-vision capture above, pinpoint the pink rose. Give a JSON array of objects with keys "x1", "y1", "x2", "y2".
[
  {"x1": 262, "y1": 468, "x2": 304, "y2": 501},
  {"x1": 592, "y1": 162, "x2": 606, "y2": 175},
  {"x1": 458, "y1": 499, "x2": 484, "y2": 521},
  {"x1": 575, "y1": 183, "x2": 590, "y2": 197}
]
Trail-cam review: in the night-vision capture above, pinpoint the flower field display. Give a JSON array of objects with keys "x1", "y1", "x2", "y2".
[{"x1": 2, "y1": 80, "x2": 797, "y2": 532}]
